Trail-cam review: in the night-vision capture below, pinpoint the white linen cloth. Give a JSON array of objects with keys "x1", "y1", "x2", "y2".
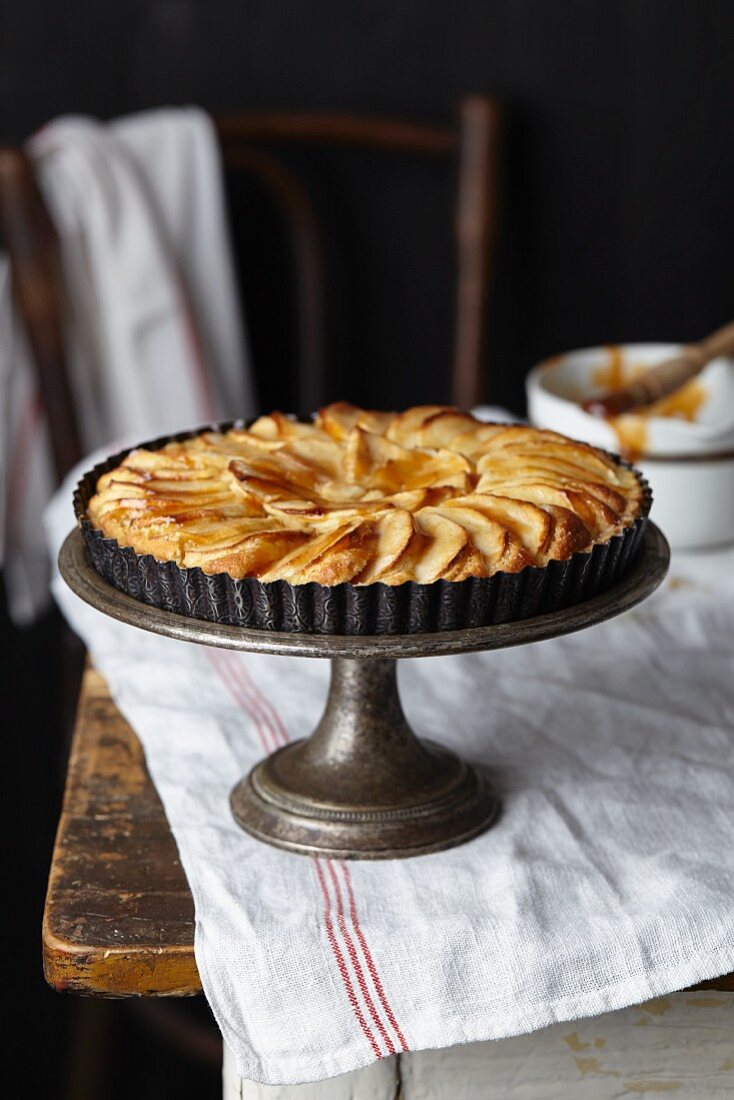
[
  {"x1": 46, "y1": 458, "x2": 734, "y2": 1086},
  {"x1": 1, "y1": 108, "x2": 254, "y2": 625}
]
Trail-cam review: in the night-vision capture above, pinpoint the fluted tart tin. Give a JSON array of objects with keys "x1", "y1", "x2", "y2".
[{"x1": 74, "y1": 421, "x2": 652, "y2": 636}]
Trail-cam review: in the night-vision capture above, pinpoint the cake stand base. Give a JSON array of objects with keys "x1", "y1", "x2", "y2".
[{"x1": 230, "y1": 657, "x2": 499, "y2": 859}]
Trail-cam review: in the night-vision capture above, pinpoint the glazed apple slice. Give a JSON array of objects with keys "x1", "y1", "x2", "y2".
[
  {"x1": 353, "y1": 510, "x2": 414, "y2": 584},
  {"x1": 412, "y1": 512, "x2": 469, "y2": 583},
  {"x1": 257, "y1": 520, "x2": 363, "y2": 584},
  {"x1": 315, "y1": 402, "x2": 396, "y2": 441},
  {"x1": 398, "y1": 409, "x2": 478, "y2": 449},
  {"x1": 482, "y1": 481, "x2": 614, "y2": 539},
  {"x1": 186, "y1": 530, "x2": 309, "y2": 578},
  {"x1": 444, "y1": 493, "x2": 552, "y2": 562},
  {"x1": 344, "y1": 427, "x2": 471, "y2": 492},
  {"x1": 385, "y1": 405, "x2": 454, "y2": 444}
]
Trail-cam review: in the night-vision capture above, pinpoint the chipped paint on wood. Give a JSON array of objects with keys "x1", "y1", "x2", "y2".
[
  {"x1": 564, "y1": 1032, "x2": 590, "y2": 1052},
  {"x1": 640, "y1": 997, "x2": 672, "y2": 1016},
  {"x1": 573, "y1": 1055, "x2": 619, "y2": 1077},
  {"x1": 624, "y1": 1082, "x2": 681, "y2": 1094},
  {"x1": 396, "y1": 993, "x2": 734, "y2": 1100},
  {"x1": 231, "y1": 994, "x2": 734, "y2": 1098}
]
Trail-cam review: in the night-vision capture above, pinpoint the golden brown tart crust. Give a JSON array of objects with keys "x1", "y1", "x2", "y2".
[{"x1": 87, "y1": 404, "x2": 644, "y2": 587}]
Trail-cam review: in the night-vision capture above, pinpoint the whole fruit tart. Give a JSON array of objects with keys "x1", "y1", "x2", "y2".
[{"x1": 78, "y1": 403, "x2": 650, "y2": 633}]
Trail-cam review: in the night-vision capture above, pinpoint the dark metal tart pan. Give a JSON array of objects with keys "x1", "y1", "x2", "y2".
[{"x1": 74, "y1": 420, "x2": 652, "y2": 636}]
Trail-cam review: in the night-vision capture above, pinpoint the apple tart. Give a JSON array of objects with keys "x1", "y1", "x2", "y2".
[{"x1": 78, "y1": 404, "x2": 650, "y2": 633}]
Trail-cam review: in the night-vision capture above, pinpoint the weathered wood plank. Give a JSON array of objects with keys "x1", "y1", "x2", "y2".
[{"x1": 43, "y1": 666, "x2": 200, "y2": 996}]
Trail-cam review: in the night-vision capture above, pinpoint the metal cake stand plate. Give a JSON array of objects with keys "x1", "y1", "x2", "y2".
[{"x1": 60, "y1": 524, "x2": 669, "y2": 860}]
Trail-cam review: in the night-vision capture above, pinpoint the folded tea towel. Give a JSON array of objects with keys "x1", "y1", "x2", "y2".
[
  {"x1": 1, "y1": 107, "x2": 254, "y2": 625},
  {"x1": 46, "y1": 456, "x2": 734, "y2": 1086}
]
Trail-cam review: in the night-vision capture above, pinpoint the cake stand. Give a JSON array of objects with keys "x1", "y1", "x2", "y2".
[{"x1": 59, "y1": 523, "x2": 669, "y2": 860}]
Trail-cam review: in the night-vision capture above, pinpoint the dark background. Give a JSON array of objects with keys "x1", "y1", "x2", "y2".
[
  {"x1": 3, "y1": 0, "x2": 734, "y2": 414},
  {"x1": 3, "y1": 3, "x2": 733, "y2": 1097}
]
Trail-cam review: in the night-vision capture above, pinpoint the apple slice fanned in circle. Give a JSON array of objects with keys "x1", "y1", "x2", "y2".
[
  {"x1": 185, "y1": 530, "x2": 309, "y2": 579},
  {"x1": 257, "y1": 519, "x2": 366, "y2": 585},
  {"x1": 423, "y1": 504, "x2": 534, "y2": 573},
  {"x1": 345, "y1": 427, "x2": 471, "y2": 493},
  {"x1": 442, "y1": 493, "x2": 553, "y2": 563},
  {"x1": 412, "y1": 512, "x2": 469, "y2": 584},
  {"x1": 316, "y1": 402, "x2": 396, "y2": 441},
  {"x1": 354, "y1": 510, "x2": 414, "y2": 584}
]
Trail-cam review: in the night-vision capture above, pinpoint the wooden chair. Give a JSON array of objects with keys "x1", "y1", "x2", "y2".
[{"x1": 0, "y1": 97, "x2": 501, "y2": 484}]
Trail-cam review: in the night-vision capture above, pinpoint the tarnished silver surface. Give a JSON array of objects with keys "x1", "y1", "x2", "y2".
[
  {"x1": 59, "y1": 524, "x2": 670, "y2": 659},
  {"x1": 59, "y1": 524, "x2": 670, "y2": 859},
  {"x1": 231, "y1": 658, "x2": 500, "y2": 858}
]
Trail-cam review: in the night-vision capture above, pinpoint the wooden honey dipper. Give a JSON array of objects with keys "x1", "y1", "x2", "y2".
[{"x1": 582, "y1": 320, "x2": 734, "y2": 418}]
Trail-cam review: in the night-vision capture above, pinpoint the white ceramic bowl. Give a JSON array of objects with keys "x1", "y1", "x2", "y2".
[{"x1": 526, "y1": 343, "x2": 734, "y2": 549}]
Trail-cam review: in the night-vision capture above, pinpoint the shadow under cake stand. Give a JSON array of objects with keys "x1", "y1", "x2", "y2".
[{"x1": 60, "y1": 524, "x2": 669, "y2": 860}]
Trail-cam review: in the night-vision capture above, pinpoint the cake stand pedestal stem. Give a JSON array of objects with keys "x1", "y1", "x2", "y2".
[{"x1": 229, "y1": 656, "x2": 500, "y2": 859}]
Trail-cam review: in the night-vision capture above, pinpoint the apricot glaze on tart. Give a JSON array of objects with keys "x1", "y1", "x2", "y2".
[{"x1": 87, "y1": 404, "x2": 645, "y2": 587}]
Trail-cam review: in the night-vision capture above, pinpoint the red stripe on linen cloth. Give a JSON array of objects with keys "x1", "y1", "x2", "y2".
[
  {"x1": 325, "y1": 860, "x2": 396, "y2": 1055},
  {"x1": 231, "y1": 659, "x2": 290, "y2": 748},
  {"x1": 216, "y1": 652, "x2": 288, "y2": 749},
  {"x1": 339, "y1": 862, "x2": 409, "y2": 1052},
  {"x1": 206, "y1": 651, "x2": 274, "y2": 754},
  {"x1": 313, "y1": 858, "x2": 383, "y2": 1060},
  {"x1": 207, "y1": 653, "x2": 407, "y2": 1055}
]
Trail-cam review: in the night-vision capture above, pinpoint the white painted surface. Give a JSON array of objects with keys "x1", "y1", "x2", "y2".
[
  {"x1": 403, "y1": 992, "x2": 734, "y2": 1098},
  {"x1": 227, "y1": 993, "x2": 734, "y2": 1098},
  {"x1": 223, "y1": 1043, "x2": 398, "y2": 1099}
]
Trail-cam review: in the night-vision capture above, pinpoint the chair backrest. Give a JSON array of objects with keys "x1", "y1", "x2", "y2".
[
  {"x1": 216, "y1": 98, "x2": 501, "y2": 413},
  {"x1": 0, "y1": 97, "x2": 500, "y2": 482},
  {"x1": 0, "y1": 150, "x2": 82, "y2": 479}
]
